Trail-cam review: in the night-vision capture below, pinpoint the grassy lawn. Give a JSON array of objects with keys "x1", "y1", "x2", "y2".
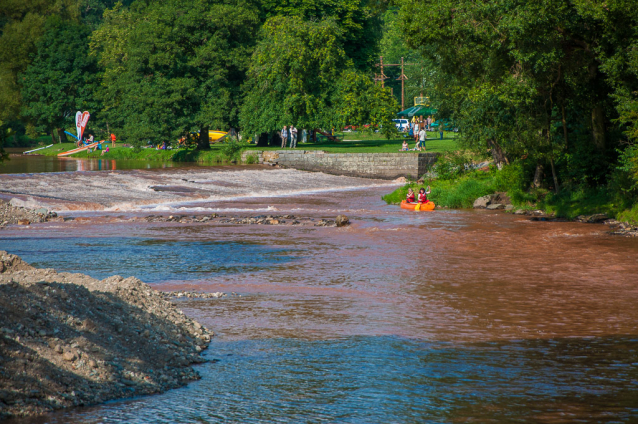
[
  {"x1": 35, "y1": 143, "x2": 234, "y2": 162},
  {"x1": 34, "y1": 131, "x2": 460, "y2": 160},
  {"x1": 254, "y1": 131, "x2": 459, "y2": 154}
]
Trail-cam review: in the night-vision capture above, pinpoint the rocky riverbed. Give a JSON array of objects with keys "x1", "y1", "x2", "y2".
[
  {"x1": 0, "y1": 251, "x2": 212, "y2": 421},
  {"x1": 0, "y1": 200, "x2": 56, "y2": 228}
]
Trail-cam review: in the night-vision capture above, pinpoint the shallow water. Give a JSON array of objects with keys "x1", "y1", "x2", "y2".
[{"x1": 2, "y1": 170, "x2": 638, "y2": 423}]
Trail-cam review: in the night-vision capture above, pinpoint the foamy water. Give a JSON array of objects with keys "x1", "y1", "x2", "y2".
[{"x1": 0, "y1": 167, "x2": 400, "y2": 212}]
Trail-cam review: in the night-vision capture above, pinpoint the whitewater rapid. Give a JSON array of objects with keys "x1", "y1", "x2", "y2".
[{"x1": 0, "y1": 167, "x2": 400, "y2": 212}]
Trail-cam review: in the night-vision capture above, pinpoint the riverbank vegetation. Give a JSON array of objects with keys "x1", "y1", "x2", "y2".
[
  {"x1": 37, "y1": 141, "x2": 250, "y2": 164},
  {"x1": 381, "y1": 0, "x2": 638, "y2": 222}
]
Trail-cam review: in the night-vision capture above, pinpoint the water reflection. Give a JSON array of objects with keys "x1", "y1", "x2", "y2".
[{"x1": 0, "y1": 154, "x2": 198, "y2": 174}]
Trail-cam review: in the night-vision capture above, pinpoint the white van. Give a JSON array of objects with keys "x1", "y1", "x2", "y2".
[{"x1": 392, "y1": 119, "x2": 409, "y2": 131}]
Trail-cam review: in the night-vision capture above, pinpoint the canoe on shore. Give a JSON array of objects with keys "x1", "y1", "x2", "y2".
[
  {"x1": 58, "y1": 140, "x2": 105, "y2": 157},
  {"x1": 400, "y1": 200, "x2": 435, "y2": 211}
]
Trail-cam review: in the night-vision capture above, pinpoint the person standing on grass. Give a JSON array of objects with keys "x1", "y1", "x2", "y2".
[
  {"x1": 290, "y1": 126, "x2": 298, "y2": 148},
  {"x1": 414, "y1": 120, "x2": 420, "y2": 144},
  {"x1": 110, "y1": 133, "x2": 116, "y2": 147},
  {"x1": 418, "y1": 127, "x2": 427, "y2": 152},
  {"x1": 281, "y1": 126, "x2": 288, "y2": 148}
]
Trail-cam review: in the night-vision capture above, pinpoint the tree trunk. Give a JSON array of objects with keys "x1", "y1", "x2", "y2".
[
  {"x1": 561, "y1": 103, "x2": 568, "y2": 150},
  {"x1": 591, "y1": 104, "x2": 605, "y2": 150},
  {"x1": 255, "y1": 132, "x2": 269, "y2": 147},
  {"x1": 549, "y1": 156, "x2": 560, "y2": 194},
  {"x1": 196, "y1": 127, "x2": 210, "y2": 150},
  {"x1": 533, "y1": 163, "x2": 544, "y2": 188},
  {"x1": 50, "y1": 131, "x2": 56, "y2": 144},
  {"x1": 56, "y1": 128, "x2": 67, "y2": 143},
  {"x1": 487, "y1": 139, "x2": 509, "y2": 169}
]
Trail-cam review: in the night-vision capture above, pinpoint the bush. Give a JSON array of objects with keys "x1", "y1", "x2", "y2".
[
  {"x1": 433, "y1": 150, "x2": 488, "y2": 180},
  {"x1": 245, "y1": 153, "x2": 258, "y2": 164},
  {"x1": 220, "y1": 140, "x2": 244, "y2": 162}
]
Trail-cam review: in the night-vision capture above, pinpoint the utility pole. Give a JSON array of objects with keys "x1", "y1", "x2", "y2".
[{"x1": 375, "y1": 56, "x2": 412, "y2": 110}]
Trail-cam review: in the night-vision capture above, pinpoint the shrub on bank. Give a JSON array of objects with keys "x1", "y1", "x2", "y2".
[{"x1": 383, "y1": 156, "x2": 638, "y2": 221}]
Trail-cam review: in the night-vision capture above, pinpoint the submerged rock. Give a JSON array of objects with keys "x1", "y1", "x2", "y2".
[{"x1": 335, "y1": 215, "x2": 350, "y2": 227}]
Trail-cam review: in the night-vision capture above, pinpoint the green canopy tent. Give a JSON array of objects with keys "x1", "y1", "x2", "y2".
[{"x1": 396, "y1": 105, "x2": 438, "y2": 117}]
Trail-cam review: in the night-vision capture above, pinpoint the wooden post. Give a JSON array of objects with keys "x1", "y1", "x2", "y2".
[
  {"x1": 401, "y1": 57, "x2": 405, "y2": 110},
  {"x1": 380, "y1": 56, "x2": 384, "y2": 88}
]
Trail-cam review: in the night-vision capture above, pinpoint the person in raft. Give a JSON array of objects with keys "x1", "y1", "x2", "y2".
[
  {"x1": 418, "y1": 186, "x2": 431, "y2": 204},
  {"x1": 406, "y1": 188, "x2": 416, "y2": 203}
]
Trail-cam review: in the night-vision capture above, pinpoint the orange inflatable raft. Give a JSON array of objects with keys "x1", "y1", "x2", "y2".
[{"x1": 400, "y1": 200, "x2": 435, "y2": 211}]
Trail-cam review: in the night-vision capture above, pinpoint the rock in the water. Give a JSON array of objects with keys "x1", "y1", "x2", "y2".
[
  {"x1": 587, "y1": 213, "x2": 609, "y2": 223},
  {"x1": 473, "y1": 195, "x2": 492, "y2": 209},
  {"x1": 505, "y1": 205, "x2": 514, "y2": 211},
  {"x1": 17, "y1": 219, "x2": 30, "y2": 226},
  {"x1": 492, "y1": 192, "x2": 511, "y2": 205},
  {"x1": 487, "y1": 203, "x2": 505, "y2": 210},
  {"x1": 335, "y1": 215, "x2": 349, "y2": 227},
  {"x1": 515, "y1": 209, "x2": 525, "y2": 215}
]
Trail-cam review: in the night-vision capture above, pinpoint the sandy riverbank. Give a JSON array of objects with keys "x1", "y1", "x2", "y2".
[{"x1": 0, "y1": 251, "x2": 213, "y2": 420}]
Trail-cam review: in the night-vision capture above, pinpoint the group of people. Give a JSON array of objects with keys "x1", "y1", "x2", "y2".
[
  {"x1": 280, "y1": 126, "x2": 299, "y2": 148},
  {"x1": 400, "y1": 127, "x2": 427, "y2": 152},
  {"x1": 75, "y1": 132, "x2": 116, "y2": 156},
  {"x1": 406, "y1": 186, "x2": 431, "y2": 204}
]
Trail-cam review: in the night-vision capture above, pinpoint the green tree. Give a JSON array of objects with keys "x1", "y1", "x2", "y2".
[
  {"x1": 334, "y1": 70, "x2": 398, "y2": 138},
  {"x1": 257, "y1": 0, "x2": 384, "y2": 71},
  {"x1": 0, "y1": 0, "x2": 79, "y2": 123},
  {"x1": 239, "y1": 16, "x2": 349, "y2": 137},
  {"x1": 20, "y1": 17, "x2": 100, "y2": 143},
  {"x1": 91, "y1": 0, "x2": 259, "y2": 149},
  {"x1": 399, "y1": 0, "x2": 630, "y2": 192}
]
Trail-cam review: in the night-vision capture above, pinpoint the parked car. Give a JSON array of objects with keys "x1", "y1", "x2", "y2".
[{"x1": 392, "y1": 119, "x2": 410, "y2": 131}]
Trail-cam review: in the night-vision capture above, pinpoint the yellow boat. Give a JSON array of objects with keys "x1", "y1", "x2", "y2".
[{"x1": 208, "y1": 130, "x2": 228, "y2": 143}]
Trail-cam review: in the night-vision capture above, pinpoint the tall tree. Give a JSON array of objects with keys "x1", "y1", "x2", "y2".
[
  {"x1": 91, "y1": 0, "x2": 259, "y2": 148},
  {"x1": 21, "y1": 17, "x2": 100, "y2": 143},
  {"x1": 240, "y1": 15, "x2": 397, "y2": 139},
  {"x1": 0, "y1": 0, "x2": 79, "y2": 123},
  {"x1": 400, "y1": 0, "x2": 627, "y2": 190},
  {"x1": 240, "y1": 16, "x2": 350, "y2": 137},
  {"x1": 257, "y1": 0, "x2": 384, "y2": 71}
]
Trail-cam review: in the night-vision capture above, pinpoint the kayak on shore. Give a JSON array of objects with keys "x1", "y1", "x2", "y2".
[
  {"x1": 58, "y1": 140, "x2": 105, "y2": 157},
  {"x1": 400, "y1": 200, "x2": 435, "y2": 211}
]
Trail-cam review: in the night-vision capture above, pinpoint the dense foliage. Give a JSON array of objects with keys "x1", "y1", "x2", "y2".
[
  {"x1": 0, "y1": 0, "x2": 393, "y2": 150},
  {"x1": 397, "y1": 0, "x2": 638, "y2": 218}
]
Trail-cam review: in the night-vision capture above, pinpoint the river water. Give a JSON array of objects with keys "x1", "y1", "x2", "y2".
[{"x1": 1, "y1": 166, "x2": 638, "y2": 423}]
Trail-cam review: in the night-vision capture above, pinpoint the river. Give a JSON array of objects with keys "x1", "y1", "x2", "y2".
[{"x1": 1, "y1": 165, "x2": 638, "y2": 423}]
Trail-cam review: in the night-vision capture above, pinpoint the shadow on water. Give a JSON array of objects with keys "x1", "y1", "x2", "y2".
[
  {"x1": 9, "y1": 334, "x2": 638, "y2": 423},
  {"x1": 0, "y1": 238, "x2": 299, "y2": 283}
]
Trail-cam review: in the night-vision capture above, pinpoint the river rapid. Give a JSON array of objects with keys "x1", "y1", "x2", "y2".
[{"x1": 1, "y1": 166, "x2": 638, "y2": 423}]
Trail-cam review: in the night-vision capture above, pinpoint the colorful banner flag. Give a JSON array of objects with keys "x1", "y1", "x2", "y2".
[{"x1": 75, "y1": 111, "x2": 90, "y2": 142}]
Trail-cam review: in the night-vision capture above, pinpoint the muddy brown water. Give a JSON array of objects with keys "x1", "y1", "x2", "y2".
[{"x1": 1, "y1": 169, "x2": 638, "y2": 423}]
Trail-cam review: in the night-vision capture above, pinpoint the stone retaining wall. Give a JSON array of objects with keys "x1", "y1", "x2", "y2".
[{"x1": 242, "y1": 150, "x2": 438, "y2": 179}]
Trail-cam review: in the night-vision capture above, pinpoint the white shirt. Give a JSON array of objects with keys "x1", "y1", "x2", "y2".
[{"x1": 419, "y1": 129, "x2": 426, "y2": 141}]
